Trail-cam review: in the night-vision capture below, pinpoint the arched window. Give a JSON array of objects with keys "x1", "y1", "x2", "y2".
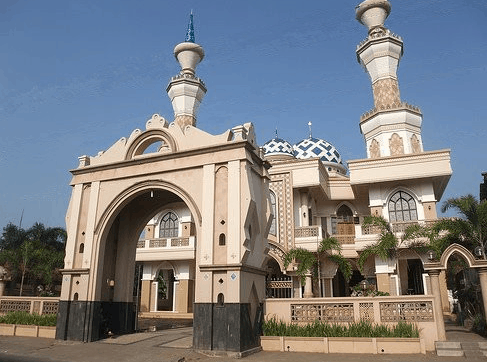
[
  {"x1": 332, "y1": 204, "x2": 355, "y2": 235},
  {"x1": 159, "y1": 212, "x2": 179, "y2": 238},
  {"x1": 388, "y1": 191, "x2": 418, "y2": 222},
  {"x1": 269, "y1": 191, "x2": 277, "y2": 236},
  {"x1": 219, "y1": 233, "x2": 226, "y2": 246}
]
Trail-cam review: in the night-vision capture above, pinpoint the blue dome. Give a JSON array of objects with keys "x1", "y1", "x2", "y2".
[
  {"x1": 262, "y1": 138, "x2": 295, "y2": 158},
  {"x1": 293, "y1": 137, "x2": 342, "y2": 164}
]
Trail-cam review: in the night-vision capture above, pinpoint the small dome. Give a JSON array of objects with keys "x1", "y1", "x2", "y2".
[
  {"x1": 294, "y1": 137, "x2": 342, "y2": 164},
  {"x1": 262, "y1": 138, "x2": 295, "y2": 159}
]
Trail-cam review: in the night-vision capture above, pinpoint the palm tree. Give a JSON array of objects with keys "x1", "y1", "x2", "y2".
[
  {"x1": 283, "y1": 237, "x2": 352, "y2": 286},
  {"x1": 358, "y1": 215, "x2": 400, "y2": 272},
  {"x1": 436, "y1": 194, "x2": 487, "y2": 259}
]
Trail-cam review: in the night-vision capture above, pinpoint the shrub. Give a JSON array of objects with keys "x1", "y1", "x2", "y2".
[
  {"x1": 0, "y1": 311, "x2": 57, "y2": 326},
  {"x1": 262, "y1": 317, "x2": 419, "y2": 338}
]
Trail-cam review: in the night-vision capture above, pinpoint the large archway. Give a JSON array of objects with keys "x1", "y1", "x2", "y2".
[{"x1": 56, "y1": 184, "x2": 200, "y2": 341}]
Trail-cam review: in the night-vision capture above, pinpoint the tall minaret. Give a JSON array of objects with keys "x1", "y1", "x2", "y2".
[
  {"x1": 166, "y1": 12, "x2": 207, "y2": 129},
  {"x1": 356, "y1": 0, "x2": 423, "y2": 159}
]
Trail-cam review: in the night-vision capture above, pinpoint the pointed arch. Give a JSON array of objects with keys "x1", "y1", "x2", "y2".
[{"x1": 389, "y1": 133, "x2": 404, "y2": 156}]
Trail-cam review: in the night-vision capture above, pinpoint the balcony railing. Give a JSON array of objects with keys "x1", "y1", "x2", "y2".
[
  {"x1": 137, "y1": 236, "x2": 194, "y2": 249},
  {"x1": 331, "y1": 234, "x2": 355, "y2": 244},
  {"x1": 362, "y1": 220, "x2": 441, "y2": 236},
  {"x1": 294, "y1": 226, "x2": 321, "y2": 238}
]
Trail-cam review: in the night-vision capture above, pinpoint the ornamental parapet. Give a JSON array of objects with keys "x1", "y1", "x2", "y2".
[
  {"x1": 360, "y1": 102, "x2": 422, "y2": 122},
  {"x1": 356, "y1": 28, "x2": 402, "y2": 50},
  {"x1": 168, "y1": 72, "x2": 206, "y2": 87}
]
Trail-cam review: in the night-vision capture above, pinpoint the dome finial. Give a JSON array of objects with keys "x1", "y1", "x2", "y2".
[
  {"x1": 275, "y1": 127, "x2": 279, "y2": 139},
  {"x1": 308, "y1": 121, "x2": 312, "y2": 139},
  {"x1": 185, "y1": 10, "x2": 195, "y2": 43}
]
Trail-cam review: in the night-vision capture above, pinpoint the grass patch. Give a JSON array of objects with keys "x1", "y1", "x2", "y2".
[
  {"x1": 262, "y1": 318, "x2": 419, "y2": 338},
  {"x1": 0, "y1": 311, "x2": 57, "y2": 327}
]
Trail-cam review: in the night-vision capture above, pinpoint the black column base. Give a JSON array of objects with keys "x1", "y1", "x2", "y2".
[
  {"x1": 56, "y1": 300, "x2": 135, "y2": 342},
  {"x1": 193, "y1": 302, "x2": 263, "y2": 353}
]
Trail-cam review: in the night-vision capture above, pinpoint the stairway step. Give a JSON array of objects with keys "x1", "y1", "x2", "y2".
[
  {"x1": 464, "y1": 350, "x2": 486, "y2": 358},
  {"x1": 436, "y1": 349, "x2": 464, "y2": 357},
  {"x1": 436, "y1": 341, "x2": 462, "y2": 350}
]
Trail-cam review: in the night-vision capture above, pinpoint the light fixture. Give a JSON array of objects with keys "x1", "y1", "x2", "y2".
[
  {"x1": 427, "y1": 250, "x2": 436, "y2": 261},
  {"x1": 474, "y1": 246, "x2": 484, "y2": 258},
  {"x1": 360, "y1": 279, "x2": 369, "y2": 291}
]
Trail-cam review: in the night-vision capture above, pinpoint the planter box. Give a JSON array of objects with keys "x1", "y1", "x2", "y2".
[
  {"x1": 14, "y1": 325, "x2": 38, "y2": 337},
  {"x1": 261, "y1": 336, "x2": 425, "y2": 354},
  {"x1": 0, "y1": 323, "x2": 56, "y2": 338},
  {"x1": 38, "y1": 326, "x2": 56, "y2": 338},
  {"x1": 0, "y1": 323, "x2": 15, "y2": 336}
]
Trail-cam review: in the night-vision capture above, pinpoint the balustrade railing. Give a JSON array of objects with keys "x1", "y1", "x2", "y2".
[
  {"x1": 137, "y1": 236, "x2": 193, "y2": 249},
  {"x1": 294, "y1": 226, "x2": 320, "y2": 238},
  {"x1": 266, "y1": 276, "x2": 292, "y2": 298},
  {"x1": 0, "y1": 296, "x2": 59, "y2": 315},
  {"x1": 265, "y1": 295, "x2": 435, "y2": 325}
]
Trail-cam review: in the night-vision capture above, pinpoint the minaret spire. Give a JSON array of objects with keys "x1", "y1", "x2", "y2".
[
  {"x1": 166, "y1": 12, "x2": 207, "y2": 130},
  {"x1": 355, "y1": 0, "x2": 423, "y2": 159},
  {"x1": 185, "y1": 10, "x2": 195, "y2": 43}
]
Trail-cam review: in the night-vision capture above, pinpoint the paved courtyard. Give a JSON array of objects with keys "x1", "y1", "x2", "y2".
[{"x1": 0, "y1": 319, "x2": 486, "y2": 361}]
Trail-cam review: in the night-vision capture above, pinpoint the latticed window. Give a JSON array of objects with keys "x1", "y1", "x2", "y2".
[
  {"x1": 269, "y1": 191, "x2": 277, "y2": 236},
  {"x1": 159, "y1": 212, "x2": 179, "y2": 238},
  {"x1": 388, "y1": 191, "x2": 417, "y2": 222},
  {"x1": 331, "y1": 205, "x2": 354, "y2": 235}
]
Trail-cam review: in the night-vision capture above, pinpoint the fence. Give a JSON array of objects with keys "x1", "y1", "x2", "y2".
[
  {"x1": 264, "y1": 295, "x2": 439, "y2": 351},
  {"x1": 0, "y1": 296, "x2": 59, "y2": 315}
]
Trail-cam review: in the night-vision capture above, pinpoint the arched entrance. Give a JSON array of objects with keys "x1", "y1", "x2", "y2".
[
  {"x1": 424, "y1": 244, "x2": 487, "y2": 341},
  {"x1": 56, "y1": 183, "x2": 200, "y2": 341}
]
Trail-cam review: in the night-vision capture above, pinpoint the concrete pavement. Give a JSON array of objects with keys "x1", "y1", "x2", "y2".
[{"x1": 0, "y1": 321, "x2": 486, "y2": 362}]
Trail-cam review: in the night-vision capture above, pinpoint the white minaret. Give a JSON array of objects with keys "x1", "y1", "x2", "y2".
[
  {"x1": 166, "y1": 13, "x2": 207, "y2": 130},
  {"x1": 356, "y1": 0, "x2": 423, "y2": 158}
]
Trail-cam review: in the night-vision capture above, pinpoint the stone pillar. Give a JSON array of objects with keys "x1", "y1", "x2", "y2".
[
  {"x1": 303, "y1": 274, "x2": 313, "y2": 298},
  {"x1": 439, "y1": 270, "x2": 450, "y2": 313},
  {"x1": 139, "y1": 280, "x2": 152, "y2": 312},
  {"x1": 174, "y1": 279, "x2": 190, "y2": 313},
  {"x1": 376, "y1": 273, "x2": 390, "y2": 294},
  {"x1": 428, "y1": 270, "x2": 446, "y2": 341},
  {"x1": 300, "y1": 191, "x2": 309, "y2": 227},
  {"x1": 478, "y1": 268, "x2": 487, "y2": 323},
  {"x1": 322, "y1": 278, "x2": 333, "y2": 297},
  {"x1": 0, "y1": 280, "x2": 5, "y2": 297}
]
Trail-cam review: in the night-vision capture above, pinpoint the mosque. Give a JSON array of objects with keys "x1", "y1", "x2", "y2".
[{"x1": 57, "y1": 0, "x2": 452, "y2": 354}]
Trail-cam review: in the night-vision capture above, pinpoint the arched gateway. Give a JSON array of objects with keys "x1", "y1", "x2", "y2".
[{"x1": 56, "y1": 17, "x2": 272, "y2": 355}]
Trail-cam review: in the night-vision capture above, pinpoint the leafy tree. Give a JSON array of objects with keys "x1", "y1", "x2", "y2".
[
  {"x1": 0, "y1": 222, "x2": 66, "y2": 295},
  {"x1": 0, "y1": 222, "x2": 27, "y2": 250}
]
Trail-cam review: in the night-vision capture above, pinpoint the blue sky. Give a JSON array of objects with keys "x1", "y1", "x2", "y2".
[{"x1": 0, "y1": 0, "x2": 486, "y2": 229}]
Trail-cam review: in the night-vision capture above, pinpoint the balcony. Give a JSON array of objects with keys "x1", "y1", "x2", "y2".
[
  {"x1": 294, "y1": 226, "x2": 324, "y2": 251},
  {"x1": 135, "y1": 236, "x2": 195, "y2": 261}
]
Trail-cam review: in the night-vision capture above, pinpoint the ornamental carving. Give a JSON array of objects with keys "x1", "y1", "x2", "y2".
[
  {"x1": 389, "y1": 133, "x2": 404, "y2": 156},
  {"x1": 411, "y1": 134, "x2": 421, "y2": 153},
  {"x1": 369, "y1": 139, "x2": 381, "y2": 158},
  {"x1": 372, "y1": 78, "x2": 401, "y2": 109}
]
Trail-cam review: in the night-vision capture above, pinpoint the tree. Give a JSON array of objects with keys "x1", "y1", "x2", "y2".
[
  {"x1": 436, "y1": 194, "x2": 487, "y2": 259},
  {"x1": 283, "y1": 237, "x2": 352, "y2": 286},
  {"x1": 0, "y1": 222, "x2": 66, "y2": 295},
  {"x1": 358, "y1": 215, "x2": 400, "y2": 272}
]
